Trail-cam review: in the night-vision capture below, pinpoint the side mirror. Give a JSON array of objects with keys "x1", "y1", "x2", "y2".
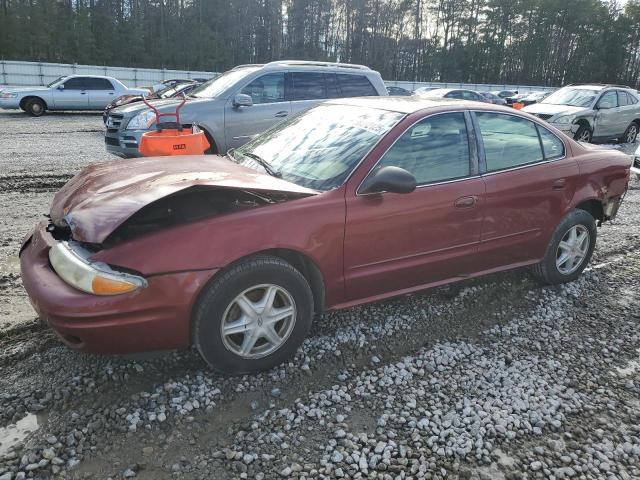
[
  {"x1": 57, "y1": 85, "x2": 64, "y2": 90},
  {"x1": 596, "y1": 100, "x2": 614, "y2": 110},
  {"x1": 233, "y1": 93, "x2": 253, "y2": 108},
  {"x1": 359, "y1": 166, "x2": 417, "y2": 195}
]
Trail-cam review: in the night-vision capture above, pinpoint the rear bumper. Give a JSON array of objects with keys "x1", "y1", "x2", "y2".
[{"x1": 19, "y1": 221, "x2": 217, "y2": 354}]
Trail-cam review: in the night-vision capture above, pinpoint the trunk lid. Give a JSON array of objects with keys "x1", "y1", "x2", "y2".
[{"x1": 50, "y1": 155, "x2": 318, "y2": 244}]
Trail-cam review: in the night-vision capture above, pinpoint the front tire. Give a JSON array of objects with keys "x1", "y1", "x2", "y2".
[
  {"x1": 573, "y1": 125, "x2": 592, "y2": 143},
  {"x1": 193, "y1": 255, "x2": 314, "y2": 374},
  {"x1": 532, "y1": 209, "x2": 597, "y2": 285},
  {"x1": 25, "y1": 98, "x2": 46, "y2": 117}
]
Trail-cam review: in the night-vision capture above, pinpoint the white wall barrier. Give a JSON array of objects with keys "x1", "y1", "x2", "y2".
[{"x1": 1, "y1": 60, "x2": 556, "y2": 93}]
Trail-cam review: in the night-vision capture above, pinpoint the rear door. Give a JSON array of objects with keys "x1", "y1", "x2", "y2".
[
  {"x1": 617, "y1": 91, "x2": 636, "y2": 136},
  {"x1": 289, "y1": 71, "x2": 333, "y2": 117},
  {"x1": 51, "y1": 77, "x2": 89, "y2": 109},
  {"x1": 472, "y1": 110, "x2": 578, "y2": 269},
  {"x1": 86, "y1": 78, "x2": 117, "y2": 109},
  {"x1": 343, "y1": 111, "x2": 485, "y2": 301},
  {"x1": 224, "y1": 72, "x2": 290, "y2": 149}
]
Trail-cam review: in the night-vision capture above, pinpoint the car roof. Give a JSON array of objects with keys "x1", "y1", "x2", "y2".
[
  {"x1": 65, "y1": 74, "x2": 117, "y2": 80},
  {"x1": 325, "y1": 96, "x2": 503, "y2": 114}
]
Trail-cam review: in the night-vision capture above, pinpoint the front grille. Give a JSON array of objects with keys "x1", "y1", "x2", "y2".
[
  {"x1": 106, "y1": 113, "x2": 125, "y2": 132},
  {"x1": 535, "y1": 114, "x2": 553, "y2": 120},
  {"x1": 634, "y1": 157, "x2": 640, "y2": 169},
  {"x1": 104, "y1": 136, "x2": 119, "y2": 146}
]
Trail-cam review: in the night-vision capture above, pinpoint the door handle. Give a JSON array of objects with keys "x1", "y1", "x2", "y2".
[
  {"x1": 80, "y1": 91, "x2": 87, "y2": 95},
  {"x1": 552, "y1": 178, "x2": 566, "y2": 190},
  {"x1": 454, "y1": 195, "x2": 477, "y2": 209},
  {"x1": 274, "y1": 111, "x2": 288, "y2": 118}
]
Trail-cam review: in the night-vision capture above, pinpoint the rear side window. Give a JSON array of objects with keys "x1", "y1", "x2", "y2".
[
  {"x1": 536, "y1": 125, "x2": 565, "y2": 160},
  {"x1": 63, "y1": 77, "x2": 86, "y2": 89},
  {"x1": 241, "y1": 73, "x2": 285, "y2": 104},
  {"x1": 85, "y1": 78, "x2": 114, "y2": 90},
  {"x1": 476, "y1": 112, "x2": 543, "y2": 172},
  {"x1": 629, "y1": 93, "x2": 639, "y2": 105},
  {"x1": 336, "y1": 74, "x2": 377, "y2": 97},
  {"x1": 374, "y1": 112, "x2": 470, "y2": 185},
  {"x1": 291, "y1": 72, "x2": 327, "y2": 101},
  {"x1": 618, "y1": 91, "x2": 630, "y2": 106}
]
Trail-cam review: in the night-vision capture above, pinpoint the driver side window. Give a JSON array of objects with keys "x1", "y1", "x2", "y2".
[
  {"x1": 241, "y1": 73, "x2": 285, "y2": 104},
  {"x1": 375, "y1": 113, "x2": 471, "y2": 185},
  {"x1": 597, "y1": 91, "x2": 618, "y2": 109},
  {"x1": 63, "y1": 78, "x2": 86, "y2": 90}
]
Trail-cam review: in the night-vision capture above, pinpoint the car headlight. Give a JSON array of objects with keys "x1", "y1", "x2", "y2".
[
  {"x1": 553, "y1": 115, "x2": 574, "y2": 125},
  {"x1": 49, "y1": 241, "x2": 147, "y2": 295},
  {"x1": 0, "y1": 92, "x2": 17, "y2": 98},
  {"x1": 126, "y1": 110, "x2": 157, "y2": 130}
]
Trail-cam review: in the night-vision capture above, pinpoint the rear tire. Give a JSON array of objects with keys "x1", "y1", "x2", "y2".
[
  {"x1": 25, "y1": 98, "x2": 46, "y2": 117},
  {"x1": 573, "y1": 125, "x2": 592, "y2": 143},
  {"x1": 531, "y1": 209, "x2": 596, "y2": 285},
  {"x1": 193, "y1": 255, "x2": 314, "y2": 374},
  {"x1": 620, "y1": 121, "x2": 639, "y2": 144}
]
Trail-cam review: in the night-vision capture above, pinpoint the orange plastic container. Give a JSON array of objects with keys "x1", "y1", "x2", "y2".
[
  {"x1": 139, "y1": 129, "x2": 209, "y2": 156},
  {"x1": 137, "y1": 93, "x2": 210, "y2": 157},
  {"x1": 512, "y1": 102, "x2": 524, "y2": 110}
]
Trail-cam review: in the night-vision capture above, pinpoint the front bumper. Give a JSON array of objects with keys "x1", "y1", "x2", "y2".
[
  {"x1": 19, "y1": 221, "x2": 217, "y2": 354},
  {"x1": 104, "y1": 128, "x2": 146, "y2": 158},
  {"x1": 547, "y1": 122, "x2": 579, "y2": 136},
  {"x1": 0, "y1": 97, "x2": 21, "y2": 109}
]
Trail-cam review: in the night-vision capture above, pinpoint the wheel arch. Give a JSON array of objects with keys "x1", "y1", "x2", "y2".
[
  {"x1": 573, "y1": 198, "x2": 604, "y2": 223},
  {"x1": 19, "y1": 95, "x2": 47, "y2": 110},
  {"x1": 191, "y1": 248, "x2": 326, "y2": 331}
]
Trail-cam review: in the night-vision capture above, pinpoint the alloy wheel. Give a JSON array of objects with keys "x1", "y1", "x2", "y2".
[
  {"x1": 577, "y1": 129, "x2": 591, "y2": 142},
  {"x1": 556, "y1": 225, "x2": 590, "y2": 275},
  {"x1": 627, "y1": 124, "x2": 638, "y2": 143},
  {"x1": 220, "y1": 284, "x2": 297, "y2": 359}
]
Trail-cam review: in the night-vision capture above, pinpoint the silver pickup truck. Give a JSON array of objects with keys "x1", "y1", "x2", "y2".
[
  {"x1": 104, "y1": 60, "x2": 389, "y2": 157},
  {"x1": 0, "y1": 75, "x2": 147, "y2": 116}
]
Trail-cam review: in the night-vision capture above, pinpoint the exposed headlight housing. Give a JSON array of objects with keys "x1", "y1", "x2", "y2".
[
  {"x1": 553, "y1": 115, "x2": 574, "y2": 125},
  {"x1": 126, "y1": 110, "x2": 157, "y2": 130},
  {"x1": 0, "y1": 92, "x2": 18, "y2": 98},
  {"x1": 49, "y1": 241, "x2": 147, "y2": 295}
]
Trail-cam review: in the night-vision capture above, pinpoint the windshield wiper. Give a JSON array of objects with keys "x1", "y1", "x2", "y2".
[{"x1": 238, "y1": 151, "x2": 281, "y2": 178}]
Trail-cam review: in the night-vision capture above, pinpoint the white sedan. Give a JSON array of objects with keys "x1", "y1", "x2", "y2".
[{"x1": 0, "y1": 75, "x2": 148, "y2": 116}]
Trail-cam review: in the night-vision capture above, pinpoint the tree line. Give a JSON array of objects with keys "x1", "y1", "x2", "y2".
[{"x1": 1, "y1": 0, "x2": 639, "y2": 87}]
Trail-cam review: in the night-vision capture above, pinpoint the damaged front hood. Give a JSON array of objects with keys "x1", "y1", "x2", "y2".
[{"x1": 50, "y1": 155, "x2": 318, "y2": 243}]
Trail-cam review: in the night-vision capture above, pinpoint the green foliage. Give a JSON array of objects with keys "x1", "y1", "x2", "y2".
[{"x1": 0, "y1": 0, "x2": 638, "y2": 86}]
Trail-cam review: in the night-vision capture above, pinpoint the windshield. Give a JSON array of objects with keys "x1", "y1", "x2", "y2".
[
  {"x1": 47, "y1": 76, "x2": 66, "y2": 88},
  {"x1": 190, "y1": 68, "x2": 259, "y2": 98},
  {"x1": 157, "y1": 84, "x2": 189, "y2": 98},
  {"x1": 541, "y1": 88, "x2": 599, "y2": 107},
  {"x1": 233, "y1": 104, "x2": 404, "y2": 191}
]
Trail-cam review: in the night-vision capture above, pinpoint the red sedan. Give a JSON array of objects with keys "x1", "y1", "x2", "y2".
[{"x1": 20, "y1": 98, "x2": 630, "y2": 373}]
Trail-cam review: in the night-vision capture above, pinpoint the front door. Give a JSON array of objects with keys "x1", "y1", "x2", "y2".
[
  {"x1": 472, "y1": 110, "x2": 579, "y2": 269},
  {"x1": 51, "y1": 77, "x2": 89, "y2": 109},
  {"x1": 593, "y1": 90, "x2": 620, "y2": 138},
  {"x1": 224, "y1": 72, "x2": 290, "y2": 150},
  {"x1": 343, "y1": 111, "x2": 485, "y2": 302}
]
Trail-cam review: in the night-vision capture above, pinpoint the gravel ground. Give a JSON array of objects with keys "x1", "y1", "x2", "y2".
[{"x1": 0, "y1": 109, "x2": 639, "y2": 480}]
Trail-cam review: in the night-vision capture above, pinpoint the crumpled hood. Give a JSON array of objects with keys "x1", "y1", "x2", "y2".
[
  {"x1": 50, "y1": 155, "x2": 318, "y2": 244},
  {"x1": 522, "y1": 103, "x2": 590, "y2": 118},
  {"x1": 112, "y1": 97, "x2": 212, "y2": 116}
]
